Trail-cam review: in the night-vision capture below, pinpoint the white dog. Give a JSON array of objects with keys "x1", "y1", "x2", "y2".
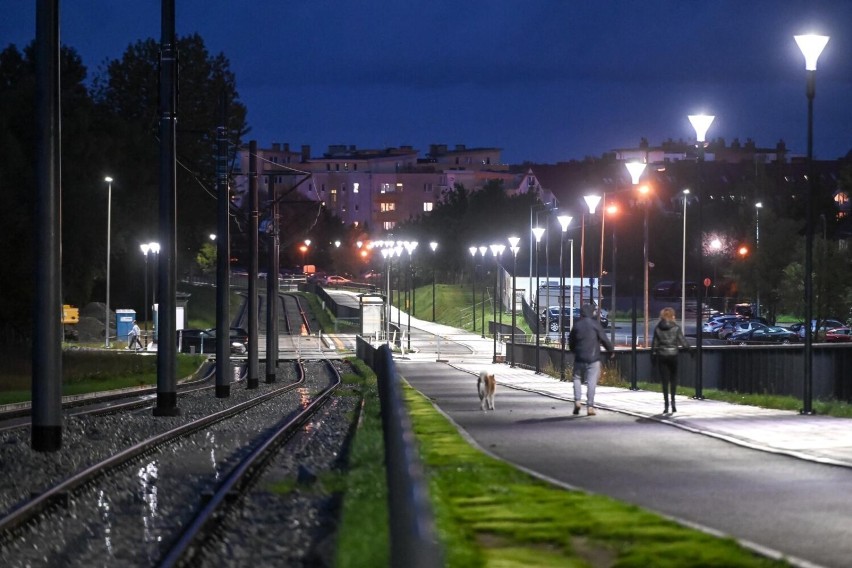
[{"x1": 478, "y1": 371, "x2": 496, "y2": 411}]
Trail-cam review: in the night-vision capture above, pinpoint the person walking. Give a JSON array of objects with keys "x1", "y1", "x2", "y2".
[
  {"x1": 127, "y1": 320, "x2": 143, "y2": 351},
  {"x1": 651, "y1": 307, "x2": 691, "y2": 413},
  {"x1": 568, "y1": 303, "x2": 615, "y2": 416}
]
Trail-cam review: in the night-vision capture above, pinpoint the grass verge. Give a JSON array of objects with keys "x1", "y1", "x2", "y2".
[
  {"x1": 335, "y1": 357, "x2": 789, "y2": 567},
  {"x1": 627, "y1": 381, "x2": 852, "y2": 418},
  {"x1": 0, "y1": 351, "x2": 208, "y2": 405},
  {"x1": 334, "y1": 357, "x2": 389, "y2": 568}
]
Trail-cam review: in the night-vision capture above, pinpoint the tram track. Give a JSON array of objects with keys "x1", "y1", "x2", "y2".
[{"x1": 0, "y1": 359, "x2": 348, "y2": 567}]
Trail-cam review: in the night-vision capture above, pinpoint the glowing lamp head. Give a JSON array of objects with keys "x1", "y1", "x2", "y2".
[
  {"x1": 688, "y1": 114, "x2": 715, "y2": 143},
  {"x1": 795, "y1": 34, "x2": 829, "y2": 71},
  {"x1": 583, "y1": 195, "x2": 601, "y2": 214},
  {"x1": 625, "y1": 162, "x2": 646, "y2": 185}
]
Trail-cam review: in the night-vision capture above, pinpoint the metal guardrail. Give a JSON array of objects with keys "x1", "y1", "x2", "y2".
[
  {"x1": 508, "y1": 340, "x2": 852, "y2": 401},
  {"x1": 357, "y1": 338, "x2": 443, "y2": 567}
]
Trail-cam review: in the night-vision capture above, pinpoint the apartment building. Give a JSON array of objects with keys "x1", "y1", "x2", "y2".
[{"x1": 232, "y1": 142, "x2": 537, "y2": 233}]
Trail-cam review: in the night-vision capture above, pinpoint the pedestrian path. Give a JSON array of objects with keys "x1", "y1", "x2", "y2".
[{"x1": 395, "y1": 309, "x2": 852, "y2": 470}]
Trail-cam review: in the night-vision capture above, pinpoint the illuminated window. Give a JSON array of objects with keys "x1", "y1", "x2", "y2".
[
  {"x1": 381, "y1": 183, "x2": 393, "y2": 193},
  {"x1": 423, "y1": 202, "x2": 433, "y2": 212},
  {"x1": 353, "y1": 183, "x2": 360, "y2": 194},
  {"x1": 396, "y1": 182, "x2": 404, "y2": 192},
  {"x1": 383, "y1": 221, "x2": 396, "y2": 230},
  {"x1": 380, "y1": 202, "x2": 396, "y2": 212},
  {"x1": 330, "y1": 188, "x2": 337, "y2": 205}
]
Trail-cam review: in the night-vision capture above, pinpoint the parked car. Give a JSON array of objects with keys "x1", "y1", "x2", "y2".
[
  {"x1": 702, "y1": 315, "x2": 742, "y2": 336},
  {"x1": 179, "y1": 327, "x2": 248, "y2": 354},
  {"x1": 541, "y1": 305, "x2": 608, "y2": 331},
  {"x1": 727, "y1": 326, "x2": 799, "y2": 345},
  {"x1": 205, "y1": 327, "x2": 249, "y2": 354},
  {"x1": 324, "y1": 275, "x2": 351, "y2": 285},
  {"x1": 793, "y1": 319, "x2": 845, "y2": 340},
  {"x1": 824, "y1": 327, "x2": 852, "y2": 343},
  {"x1": 177, "y1": 328, "x2": 215, "y2": 354},
  {"x1": 717, "y1": 320, "x2": 767, "y2": 340}
]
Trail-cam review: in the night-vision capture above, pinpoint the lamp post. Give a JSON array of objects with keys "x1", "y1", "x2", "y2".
[
  {"x1": 141, "y1": 243, "x2": 150, "y2": 347},
  {"x1": 582, "y1": 195, "x2": 602, "y2": 310},
  {"x1": 508, "y1": 236, "x2": 520, "y2": 368},
  {"x1": 104, "y1": 176, "x2": 113, "y2": 348},
  {"x1": 468, "y1": 246, "x2": 477, "y2": 332},
  {"x1": 755, "y1": 202, "x2": 762, "y2": 318},
  {"x1": 556, "y1": 215, "x2": 572, "y2": 381},
  {"x1": 489, "y1": 244, "x2": 505, "y2": 363},
  {"x1": 638, "y1": 184, "x2": 652, "y2": 346},
  {"x1": 689, "y1": 113, "x2": 715, "y2": 400},
  {"x1": 681, "y1": 189, "x2": 691, "y2": 330},
  {"x1": 381, "y1": 247, "x2": 392, "y2": 344},
  {"x1": 625, "y1": 162, "x2": 646, "y2": 345},
  {"x1": 430, "y1": 241, "x2": 438, "y2": 322},
  {"x1": 478, "y1": 246, "x2": 487, "y2": 338},
  {"x1": 404, "y1": 240, "x2": 418, "y2": 351},
  {"x1": 531, "y1": 227, "x2": 545, "y2": 373},
  {"x1": 795, "y1": 33, "x2": 829, "y2": 415},
  {"x1": 605, "y1": 203, "x2": 618, "y2": 346},
  {"x1": 394, "y1": 244, "x2": 403, "y2": 334}
]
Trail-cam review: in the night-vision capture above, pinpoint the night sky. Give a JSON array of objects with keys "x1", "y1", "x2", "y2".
[{"x1": 2, "y1": 1, "x2": 851, "y2": 164}]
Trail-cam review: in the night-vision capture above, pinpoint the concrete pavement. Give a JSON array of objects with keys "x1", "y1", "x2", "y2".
[{"x1": 392, "y1": 309, "x2": 852, "y2": 471}]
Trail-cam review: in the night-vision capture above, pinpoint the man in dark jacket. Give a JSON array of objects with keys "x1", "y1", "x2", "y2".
[{"x1": 568, "y1": 303, "x2": 615, "y2": 416}]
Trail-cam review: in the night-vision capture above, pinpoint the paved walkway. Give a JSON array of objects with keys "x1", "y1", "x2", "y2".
[{"x1": 394, "y1": 310, "x2": 852, "y2": 470}]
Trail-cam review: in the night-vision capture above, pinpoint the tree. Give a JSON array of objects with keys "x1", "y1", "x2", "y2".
[
  {"x1": 92, "y1": 33, "x2": 248, "y2": 309},
  {"x1": 0, "y1": 43, "x2": 104, "y2": 337}
]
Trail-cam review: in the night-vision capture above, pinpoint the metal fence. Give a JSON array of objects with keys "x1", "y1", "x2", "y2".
[
  {"x1": 508, "y1": 341, "x2": 852, "y2": 401},
  {"x1": 355, "y1": 338, "x2": 443, "y2": 567}
]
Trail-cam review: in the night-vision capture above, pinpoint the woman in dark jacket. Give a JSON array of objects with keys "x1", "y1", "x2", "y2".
[{"x1": 651, "y1": 307, "x2": 690, "y2": 413}]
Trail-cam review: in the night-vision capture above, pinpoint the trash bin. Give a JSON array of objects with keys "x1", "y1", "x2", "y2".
[{"x1": 116, "y1": 309, "x2": 136, "y2": 345}]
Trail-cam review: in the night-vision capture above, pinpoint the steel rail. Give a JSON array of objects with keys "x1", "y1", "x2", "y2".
[
  {"x1": 158, "y1": 359, "x2": 341, "y2": 567},
  {"x1": 0, "y1": 362, "x2": 305, "y2": 538}
]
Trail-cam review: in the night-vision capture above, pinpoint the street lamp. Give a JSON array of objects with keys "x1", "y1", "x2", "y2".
[
  {"x1": 556, "y1": 215, "x2": 572, "y2": 381},
  {"x1": 508, "y1": 236, "x2": 520, "y2": 368},
  {"x1": 478, "y1": 246, "x2": 487, "y2": 338},
  {"x1": 579, "y1": 195, "x2": 601, "y2": 307},
  {"x1": 430, "y1": 241, "x2": 438, "y2": 322},
  {"x1": 468, "y1": 246, "x2": 477, "y2": 332},
  {"x1": 625, "y1": 162, "x2": 646, "y2": 344},
  {"x1": 795, "y1": 33, "x2": 828, "y2": 415},
  {"x1": 637, "y1": 184, "x2": 652, "y2": 346},
  {"x1": 404, "y1": 240, "x2": 418, "y2": 351},
  {"x1": 531, "y1": 226, "x2": 545, "y2": 373},
  {"x1": 489, "y1": 244, "x2": 505, "y2": 363},
  {"x1": 755, "y1": 202, "x2": 762, "y2": 318},
  {"x1": 605, "y1": 203, "x2": 618, "y2": 346},
  {"x1": 689, "y1": 112, "x2": 715, "y2": 400},
  {"x1": 104, "y1": 176, "x2": 113, "y2": 348},
  {"x1": 681, "y1": 189, "x2": 691, "y2": 330},
  {"x1": 140, "y1": 243, "x2": 151, "y2": 347},
  {"x1": 381, "y1": 247, "x2": 392, "y2": 344}
]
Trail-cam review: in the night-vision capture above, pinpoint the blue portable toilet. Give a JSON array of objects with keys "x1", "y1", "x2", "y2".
[{"x1": 116, "y1": 309, "x2": 136, "y2": 344}]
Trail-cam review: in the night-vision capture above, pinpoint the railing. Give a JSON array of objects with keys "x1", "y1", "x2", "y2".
[
  {"x1": 507, "y1": 341, "x2": 852, "y2": 401},
  {"x1": 356, "y1": 338, "x2": 443, "y2": 567}
]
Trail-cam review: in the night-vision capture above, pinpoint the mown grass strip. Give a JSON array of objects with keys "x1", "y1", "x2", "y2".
[
  {"x1": 402, "y1": 381, "x2": 790, "y2": 567},
  {"x1": 335, "y1": 356, "x2": 790, "y2": 567},
  {"x1": 0, "y1": 353, "x2": 208, "y2": 405},
  {"x1": 334, "y1": 357, "x2": 390, "y2": 568}
]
